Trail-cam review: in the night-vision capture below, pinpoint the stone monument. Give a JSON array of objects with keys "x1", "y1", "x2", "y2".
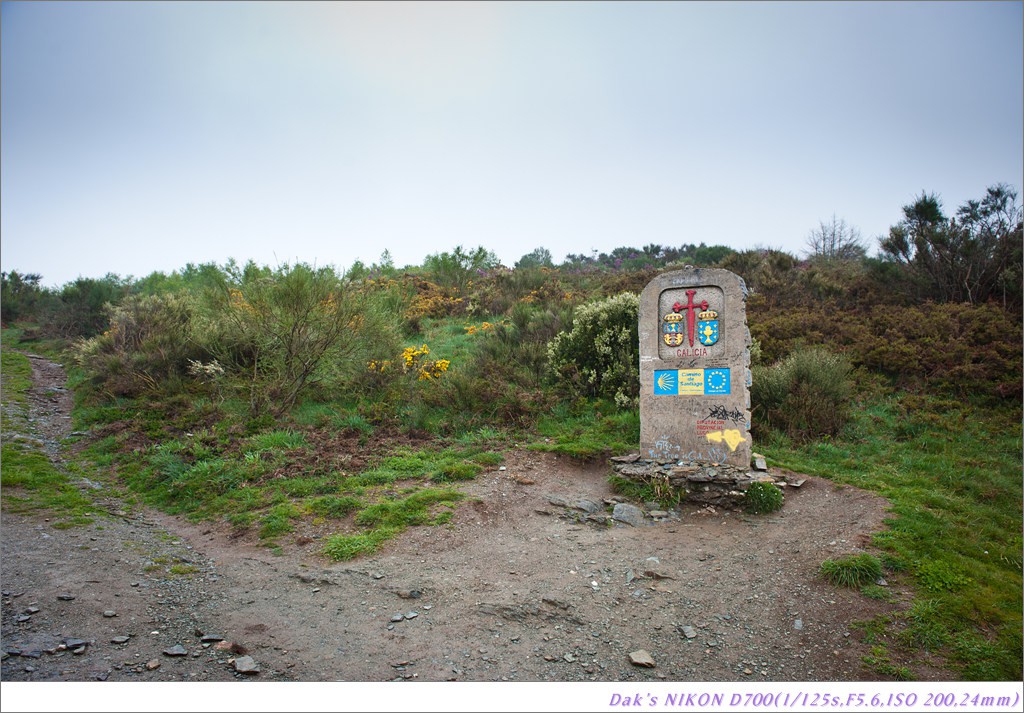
[{"x1": 639, "y1": 267, "x2": 752, "y2": 468}]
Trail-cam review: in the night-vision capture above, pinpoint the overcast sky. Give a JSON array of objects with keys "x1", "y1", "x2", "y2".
[{"x1": 2, "y1": 1, "x2": 1022, "y2": 288}]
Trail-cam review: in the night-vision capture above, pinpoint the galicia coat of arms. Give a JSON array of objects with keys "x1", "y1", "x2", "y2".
[
  {"x1": 697, "y1": 308, "x2": 719, "y2": 346},
  {"x1": 662, "y1": 312, "x2": 684, "y2": 347}
]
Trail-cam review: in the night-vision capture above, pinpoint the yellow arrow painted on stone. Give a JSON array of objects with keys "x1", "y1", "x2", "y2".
[{"x1": 705, "y1": 429, "x2": 747, "y2": 452}]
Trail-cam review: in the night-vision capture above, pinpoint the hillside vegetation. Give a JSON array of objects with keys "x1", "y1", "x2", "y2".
[{"x1": 2, "y1": 185, "x2": 1021, "y2": 680}]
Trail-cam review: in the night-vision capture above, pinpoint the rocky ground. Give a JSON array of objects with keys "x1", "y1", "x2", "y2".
[{"x1": 2, "y1": 354, "x2": 946, "y2": 693}]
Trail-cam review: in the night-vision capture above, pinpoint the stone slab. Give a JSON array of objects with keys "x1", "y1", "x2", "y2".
[{"x1": 639, "y1": 267, "x2": 752, "y2": 468}]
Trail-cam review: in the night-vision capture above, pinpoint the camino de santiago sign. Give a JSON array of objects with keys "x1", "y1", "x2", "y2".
[{"x1": 639, "y1": 268, "x2": 752, "y2": 468}]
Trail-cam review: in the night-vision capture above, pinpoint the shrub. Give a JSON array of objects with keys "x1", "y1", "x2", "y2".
[
  {"x1": 72, "y1": 292, "x2": 203, "y2": 399},
  {"x1": 819, "y1": 553, "x2": 884, "y2": 588},
  {"x1": 743, "y1": 481, "x2": 784, "y2": 514},
  {"x1": 751, "y1": 347, "x2": 853, "y2": 442},
  {"x1": 199, "y1": 262, "x2": 390, "y2": 417},
  {"x1": 547, "y1": 292, "x2": 640, "y2": 408}
]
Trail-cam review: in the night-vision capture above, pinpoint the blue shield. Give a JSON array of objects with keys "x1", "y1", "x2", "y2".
[{"x1": 697, "y1": 319, "x2": 719, "y2": 346}]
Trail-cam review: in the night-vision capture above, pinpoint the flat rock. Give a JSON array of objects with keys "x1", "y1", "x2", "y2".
[
  {"x1": 610, "y1": 453, "x2": 641, "y2": 463},
  {"x1": 233, "y1": 655, "x2": 260, "y2": 674},
  {"x1": 611, "y1": 503, "x2": 646, "y2": 527},
  {"x1": 628, "y1": 649, "x2": 656, "y2": 668},
  {"x1": 145, "y1": 659, "x2": 161, "y2": 671},
  {"x1": 571, "y1": 499, "x2": 602, "y2": 514},
  {"x1": 111, "y1": 636, "x2": 130, "y2": 644},
  {"x1": 643, "y1": 557, "x2": 674, "y2": 579},
  {"x1": 200, "y1": 634, "x2": 225, "y2": 643},
  {"x1": 163, "y1": 644, "x2": 187, "y2": 657},
  {"x1": 681, "y1": 626, "x2": 697, "y2": 639},
  {"x1": 102, "y1": 610, "x2": 117, "y2": 618},
  {"x1": 57, "y1": 594, "x2": 76, "y2": 601},
  {"x1": 64, "y1": 638, "x2": 88, "y2": 649},
  {"x1": 753, "y1": 456, "x2": 768, "y2": 471}
]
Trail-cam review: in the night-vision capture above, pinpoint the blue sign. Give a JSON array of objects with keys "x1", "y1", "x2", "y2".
[
  {"x1": 705, "y1": 368, "x2": 730, "y2": 395},
  {"x1": 654, "y1": 370, "x2": 678, "y2": 395}
]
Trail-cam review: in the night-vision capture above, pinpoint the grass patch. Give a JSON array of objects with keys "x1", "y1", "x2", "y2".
[
  {"x1": 1, "y1": 345, "x2": 94, "y2": 527},
  {"x1": 169, "y1": 563, "x2": 199, "y2": 576},
  {"x1": 766, "y1": 393, "x2": 1023, "y2": 679},
  {"x1": 354, "y1": 488, "x2": 463, "y2": 529},
  {"x1": 609, "y1": 474, "x2": 682, "y2": 508},
  {"x1": 531, "y1": 400, "x2": 639, "y2": 459},
  {"x1": 1, "y1": 444, "x2": 96, "y2": 526},
  {"x1": 306, "y1": 495, "x2": 362, "y2": 518},
  {"x1": 820, "y1": 553, "x2": 884, "y2": 588},
  {"x1": 259, "y1": 502, "x2": 300, "y2": 541},
  {"x1": 352, "y1": 445, "x2": 501, "y2": 486},
  {"x1": 322, "y1": 527, "x2": 401, "y2": 561}
]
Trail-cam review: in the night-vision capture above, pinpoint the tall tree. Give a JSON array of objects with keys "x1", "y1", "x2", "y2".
[{"x1": 880, "y1": 186, "x2": 1023, "y2": 306}]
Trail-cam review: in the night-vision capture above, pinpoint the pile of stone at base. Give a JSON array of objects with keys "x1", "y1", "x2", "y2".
[{"x1": 609, "y1": 452, "x2": 787, "y2": 510}]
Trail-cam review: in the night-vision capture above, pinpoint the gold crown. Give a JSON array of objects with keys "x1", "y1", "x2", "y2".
[
  {"x1": 699, "y1": 309, "x2": 718, "y2": 321},
  {"x1": 663, "y1": 313, "x2": 683, "y2": 323}
]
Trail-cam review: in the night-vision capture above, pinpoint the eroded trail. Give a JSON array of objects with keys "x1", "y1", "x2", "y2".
[{"x1": 2, "y1": 354, "x2": 940, "y2": 684}]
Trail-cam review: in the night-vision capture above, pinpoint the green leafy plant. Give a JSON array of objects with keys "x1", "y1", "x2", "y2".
[
  {"x1": 743, "y1": 481, "x2": 784, "y2": 514},
  {"x1": 751, "y1": 347, "x2": 853, "y2": 442},
  {"x1": 547, "y1": 292, "x2": 640, "y2": 408}
]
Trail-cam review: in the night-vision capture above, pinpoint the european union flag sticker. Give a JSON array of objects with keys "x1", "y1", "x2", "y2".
[
  {"x1": 705, "y1": 368, "x2": 730, "y2": 395},
  {"x1": 654, "y1": 370, "x2": 678, "y2": 395}
]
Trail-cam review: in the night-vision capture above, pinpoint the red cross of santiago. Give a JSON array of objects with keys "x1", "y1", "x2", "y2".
[{"x1": 672, "y1": 290, "x2": 708, "y2": 348}]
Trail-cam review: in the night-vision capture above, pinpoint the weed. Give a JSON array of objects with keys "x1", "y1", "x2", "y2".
[
  {"x1": 859, "y1": 584, "x2": 894, "y2": 601},
  {"x1": 863, "y1": 645, "x2": 913, "y2": 680},
  {"x1": 743, "y1": 481, "x2": 784, "y2": 514},
  {"x1": 915, "y1": 559, "x2": 973, "y2": 593},
  {"x1": 820, "y1": 553, "x2": 884, "y2": 588}
]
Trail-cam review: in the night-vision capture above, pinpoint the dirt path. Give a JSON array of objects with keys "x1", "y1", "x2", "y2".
[{"x1": 2, "y1": 354, "x2": 940, "y2": 685}]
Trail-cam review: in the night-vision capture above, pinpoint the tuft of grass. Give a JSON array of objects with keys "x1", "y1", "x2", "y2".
[
  {"x1": 820, "y1": 553, "x2": 884, "y2": 588},
  {"x1": 259, "y1": 502, "x2": 299, "y2": 541},
  {"x1": 743, "y1": 481, "x2": 784, "y2": 514},
  {"x1": 169, "y1": 563, "x2": 199, "y2": 576},
  {"x1": 609, "y1": 474, "x2": 682, "y2": 509},
  {"x1": 244, "y1": 429, "x2": 308, "y2": 453},
  {"x1": 322, "y1": 527, "x2": 401, "y2": 561},
  {"x1": 306, "y1": 495, "x2": 362, "y2": 519}
]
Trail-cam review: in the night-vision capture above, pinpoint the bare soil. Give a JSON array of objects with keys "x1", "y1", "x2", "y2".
[{"x1": 1, "y1": 354, "x2": 946, "y2": 684}]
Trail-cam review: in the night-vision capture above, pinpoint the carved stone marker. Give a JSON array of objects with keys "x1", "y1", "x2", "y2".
[{"x1": 639, "y1": 267, "x2": 752, "y2": 469}]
